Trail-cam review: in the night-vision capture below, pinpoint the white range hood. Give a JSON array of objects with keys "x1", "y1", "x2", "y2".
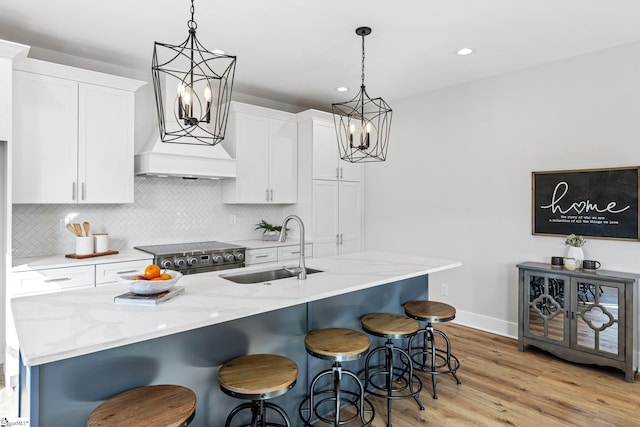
[
  {"x1": 135, "y1": 136, "x2": 236, "y2": 179},
  {"x1": 135, "y1": 73, "x2": 236, "y2": 179}
]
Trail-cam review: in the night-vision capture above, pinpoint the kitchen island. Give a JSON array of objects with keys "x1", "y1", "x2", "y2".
[{"x1": 12, "y1": 251, "x2": 460, "y2": 426}]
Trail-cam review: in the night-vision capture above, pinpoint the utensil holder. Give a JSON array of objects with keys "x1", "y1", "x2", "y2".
[
  {"x1": 76, "y1": 236, "x2": 93, "y2": 256},
  {"x1": 94, "y1": 233, "x2": 109, "y2": 253}
]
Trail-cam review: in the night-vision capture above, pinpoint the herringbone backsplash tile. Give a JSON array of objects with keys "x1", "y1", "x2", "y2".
[{"x1": 12, "y1": 177, "x2": 289, "y2": 257}]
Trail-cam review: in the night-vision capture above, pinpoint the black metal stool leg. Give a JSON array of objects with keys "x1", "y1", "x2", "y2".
[{"x1": 408, "y1": 323, "x2": 461, "y2": 400}]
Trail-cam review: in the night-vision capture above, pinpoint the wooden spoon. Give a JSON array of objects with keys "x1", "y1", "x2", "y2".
[
  {"x1": 73, "y1": 223, "x2": 83, "y2": 237},
  {"x1": 83, "y1": 221, "x2": 90, "y2": 237},
  {"x1": 66, "y1": 223, "x2": 79, "y2": 236}
]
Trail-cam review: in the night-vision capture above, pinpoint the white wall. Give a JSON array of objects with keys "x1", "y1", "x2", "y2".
[{"x1": 364, "y1": 41, "x2": 640, "y2": 337}]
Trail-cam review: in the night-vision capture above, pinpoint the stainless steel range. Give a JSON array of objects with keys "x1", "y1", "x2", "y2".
[{"x1": 134, "y1": 241, "x2": 246, "y2": 275}]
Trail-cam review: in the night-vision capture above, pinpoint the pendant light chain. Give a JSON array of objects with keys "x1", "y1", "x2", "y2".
[
  {"x1": 188, "y1": 0, "x2": 196, "y2": 30},
  {"x1": 361, "y1": 31, "x2": 366, "y2": 88}
]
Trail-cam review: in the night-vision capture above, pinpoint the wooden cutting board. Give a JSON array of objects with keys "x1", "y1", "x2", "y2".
[{"x1": 65, "y1": 250, "x2": 119, "y2": 259}]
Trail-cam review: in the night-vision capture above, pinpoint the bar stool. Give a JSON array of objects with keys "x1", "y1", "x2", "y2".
[
  {"x1": 404, "y1": 300, "x2": 461, "y2": 399},
  {"x1": 218, "y1": 353, "x2": 298, "y2": 427},
  {"x1": 87, "y1": 384, "x2": 196, "y2": 426},
  {"x1": 299, "y1": 328, "x2": 375, "y2": 426},
  {"x1": 361, "y1": 313, "x2": 424, "y2": 427}
]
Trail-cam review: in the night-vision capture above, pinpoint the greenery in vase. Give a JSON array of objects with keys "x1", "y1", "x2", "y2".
[
  {"x1": 254, "y1": 220, "x2": 287, "y2": 235},
  {"x1": 565, "y1": 234, "x2": 586, "y2": 247}
]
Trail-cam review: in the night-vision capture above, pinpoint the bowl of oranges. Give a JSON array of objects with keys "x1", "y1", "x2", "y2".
[{"x1": 119, "y1": 264, "x2": 182, "y2": 295}]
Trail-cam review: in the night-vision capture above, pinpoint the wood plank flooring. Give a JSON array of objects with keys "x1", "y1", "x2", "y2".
[{"x1": 315, "y1": 323, "x2": 640, "y2": 426}]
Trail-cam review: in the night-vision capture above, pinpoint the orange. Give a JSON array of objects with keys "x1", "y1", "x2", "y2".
[
  {"x1": 143, "y1": 264, "x2": 161, "y2": 280},
  {"x1": 159, "y1": 273, "x2": 172, "y2": 280}
]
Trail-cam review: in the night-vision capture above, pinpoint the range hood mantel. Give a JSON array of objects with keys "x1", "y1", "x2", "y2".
[{"x1": 135, "y1": 136, "x2": 236, "y2": 179}]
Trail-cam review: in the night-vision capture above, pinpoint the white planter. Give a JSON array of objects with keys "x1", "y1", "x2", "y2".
[
  {"x1": 566, "y1": 246, "x2": 585, "y2": 266},
  {"x1": 262, "y1": 231, "x2": 280, "y2": 241}
]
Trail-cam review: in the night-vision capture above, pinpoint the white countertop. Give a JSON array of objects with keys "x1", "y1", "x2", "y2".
[
  {"x1": 11, "y1": 251, "x2": 461, "y2": 367},
  {"x1": 231, "y1": 238, "x2": 307, "y2": 249},
  {"x1": 12, "y1": 249, "x2": 153, "y2": 271}
]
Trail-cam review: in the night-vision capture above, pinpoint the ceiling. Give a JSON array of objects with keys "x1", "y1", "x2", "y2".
[{"x1": 3, "y1": 0, "x2": 640, "y2": 110}]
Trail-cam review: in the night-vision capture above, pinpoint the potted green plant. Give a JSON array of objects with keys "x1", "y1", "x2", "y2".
[
  {"x1": 255, "y1": 220, "x2": 287, "y2": 241},
  {"x1": 565, "y1": 233, "x2": 586, "y2": 264}
]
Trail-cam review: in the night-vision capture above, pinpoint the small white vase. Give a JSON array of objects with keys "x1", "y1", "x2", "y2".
[{"x1": 566, "y1": 246, "x2": 584, "y2": 266}]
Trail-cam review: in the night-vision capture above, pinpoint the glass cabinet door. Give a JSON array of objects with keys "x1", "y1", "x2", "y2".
[
  {"x1": 524, "y1": 271, "x2": 569, "y2": 345},
  {"x1": 571, "y1": 278, "x2": 623, "y2": 359}
]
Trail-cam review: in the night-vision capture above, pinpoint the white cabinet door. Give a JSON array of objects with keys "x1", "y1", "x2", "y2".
[
  {"x1": 338, "y1": 181, "x2": 362, "y2": 254},
  {"x1": 312, "y1": 180, "x2": 362, "y2": 257},
  {"x1": 79, "y1": 83, "x2": 135, "y2": 203},
  {"x1": 12, "y1": 71, "x2": 78, "y2": 203},
  {"x1": 311, "y1": 119, "x2": 361, "y2": 182},
  {"x1": 11, "y1": 265, "x2": 95, "y2": 296},
  {"x1": 269, "y1": 119, "x2": 297, "y2": 203},
  {"x1": 312, "y1": 120, "x2": 340, "y2": 181},
  {"x1": 95, "y1": 259, "x2": 152, "y2": 285},
  {"x1": 13, "y1": 69, "x2": 137, "y2": 204},
  {"x1": 312, "y1": 180, "x2": 340, "y2": 257},
  {"x1": 233, "y1": 113, "x2": 270, "y2": 203},
  {"x1": 223, "y1": 104, "x2": 297, "y2": 204},
  {"x1": 245, "y1": 248, "x2": 278, "y2": 265},
  {"x1": 278, "y1": 243, "x2": 313, "y2": 261}
]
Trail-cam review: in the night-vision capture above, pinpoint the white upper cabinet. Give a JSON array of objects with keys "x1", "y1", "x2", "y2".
[
  {"x1": 222, "y1": 102, "x2": 297, "y2": 204},
  {"x1": 12, "y1": 59, "x2": 145, "y2": 204},
  {"x1": 299, "y1": 110, "x2": 362, "y2": 182}
]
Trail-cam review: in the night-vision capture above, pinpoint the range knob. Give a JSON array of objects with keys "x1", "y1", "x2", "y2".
[
  {"x1": 187, "y1": 257, "x2": 198, "y2": 266},
  {"x1": 160, "y1": 259, "x2": 173, "y2": 269},
  {"x1": 212, "y1": 254, "x2": 223, "y2": 264},
  {"x1": 234, "y1": 252, "x2": 245, "y2": 262},
  {"x1": 223, "y1": 253, "x2": 235, "y2": 262},
  {"x1": 174, "y1": 258, "x2": 186, "y2": 268}
]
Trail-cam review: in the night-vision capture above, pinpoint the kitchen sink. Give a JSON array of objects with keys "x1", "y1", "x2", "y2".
[{"x1": 220, "y1": 267, "x2": 323, "y2": 284}]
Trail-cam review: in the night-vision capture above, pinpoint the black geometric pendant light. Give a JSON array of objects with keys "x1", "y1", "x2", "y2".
[
  {"x1": 332, "y1": 27, "x2": 392, "y2": 163},
  {"x1": 152, "y1": 0, "x2": 236, "y2": 146}
]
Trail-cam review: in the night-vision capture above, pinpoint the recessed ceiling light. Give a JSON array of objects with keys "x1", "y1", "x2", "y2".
[
  {"x1": 456, "y1": 48, "x2": 474, "y2": 56},
  {"x1": 336, "y1": 86, "x2": 349, "y2": 92}
]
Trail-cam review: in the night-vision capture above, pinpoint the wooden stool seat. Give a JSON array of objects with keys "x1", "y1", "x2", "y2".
[
  {"x1": 361, "y1": 312, "x2": 420, "y2": 338},
  {"x1": 218, "y1": 354, "x2": 298, "y2": 399},
  {"x1": 87, "y1": 384, "x2": 196, "y2": 427},
  {"x1": 404, "y1": 300, "x2": 456, "y2": 323},
  {"x1": 305, "y1": 327, "x2": 370, "y2": 361}
]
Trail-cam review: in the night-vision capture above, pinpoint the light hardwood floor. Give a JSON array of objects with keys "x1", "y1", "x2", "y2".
[{"x1": 315, "y1": 323, "x2": 640, "y2": 427}]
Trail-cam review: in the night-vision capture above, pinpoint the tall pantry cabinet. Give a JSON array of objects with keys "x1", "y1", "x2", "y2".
[{"x1": 296, "y1": 109, "x2": 363, "y2": 258}]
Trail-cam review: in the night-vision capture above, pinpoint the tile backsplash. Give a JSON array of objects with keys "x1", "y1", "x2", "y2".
[{"x1": 12, "y1": 176, "x2": 290, "y2": 257}]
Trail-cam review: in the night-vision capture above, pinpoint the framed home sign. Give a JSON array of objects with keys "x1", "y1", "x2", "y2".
[{"x1": 532, "y1": 166, "x2": 640, "y2": 241}]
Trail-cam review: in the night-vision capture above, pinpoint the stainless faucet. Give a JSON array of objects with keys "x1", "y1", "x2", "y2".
[{"x1": 279, "y1": 215, "x2": 307, "y2": 280}]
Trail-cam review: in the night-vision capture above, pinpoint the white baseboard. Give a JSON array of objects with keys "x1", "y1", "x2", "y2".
[{"x1": 452, "y1": 309, "x2": 518, "y2": 340}]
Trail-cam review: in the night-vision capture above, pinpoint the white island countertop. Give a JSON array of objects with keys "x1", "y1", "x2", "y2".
[{"x1": 11, "y1": 251, "x2": 460, "y2": 367}]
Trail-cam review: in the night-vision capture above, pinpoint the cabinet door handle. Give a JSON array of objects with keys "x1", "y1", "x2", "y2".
[
  {"x1": 336, "y1": 234, "x2": 339, "y2": 245},
  {"x1": 340, "y1": 234, "x2": 343, "y2": 245},
  {"x1": 81, "y1": 182, "x2": 86, "y2": 201},
  {"x1": 340, "y1": 168, "x2": 343, "y2": 179},
  {"x1": 72, "y1": 182, "x2": 76, "y2": 201},
  {"x1": 270, "y1": 189, "x2": 274, "y2": 201},
  {"x1": 44, "y1": 277, "x2": 71, "y2": 283},
  {"x1": 255, "y1": 254, "x2": 270, "y2": 259},
  {"x1": 336, "y1": 167, "x2": 340, "y2": 179},
  {"x1": 265, "y1": 189, "x2": 270, "y2": 202},
  {"x1": 290, "y1": 251, "x2": 300, "y2": 255},
  {"x1": 116, "y1": 269, "x2": 137, "y2": 274}
]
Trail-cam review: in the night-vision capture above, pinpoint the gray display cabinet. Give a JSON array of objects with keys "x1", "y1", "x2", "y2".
[{"x1": 517, "y1": 262, "x2": 640, "y2": 382}]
